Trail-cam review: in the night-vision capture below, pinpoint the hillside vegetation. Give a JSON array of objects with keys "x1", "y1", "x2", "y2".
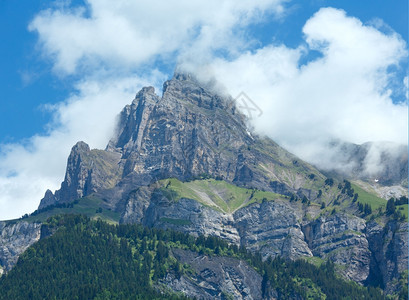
[
  {"x1": 0, "y1": 215, "x2": 385, "y2": 299},
  {"x1": 158, "y1": 178, "x2": 285, "y2": 213}
]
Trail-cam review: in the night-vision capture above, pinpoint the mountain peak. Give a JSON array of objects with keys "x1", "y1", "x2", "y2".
[
  {"x1": 162, "y1": 71, "x2": 232, "y2": 112},
  {"x1": 72, "y1": 141, "x2": 90, "y2": 153},
  {"x1": 43, "y1": 73, "x2": 320, "y2": 209},
  {"x1": 172, "y1": 71, "x2": 195, "y2": 81}
]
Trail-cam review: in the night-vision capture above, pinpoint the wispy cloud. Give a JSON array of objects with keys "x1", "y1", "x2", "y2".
[
  {"x1": 196, "y1": 7, "x2": 407, "y2": 175},
  {"x1": 0, "y1": 4, "x2": 407, "y2": 220},
  {"x1": 29, "y1": 0, "x2": 288, "y2": 75},
  {"x1": 0, "y1": 71, "x2": 166, "y2": 219},
  {"x1": 0, "y1": 0, "x2": 288, "y2": 220}
]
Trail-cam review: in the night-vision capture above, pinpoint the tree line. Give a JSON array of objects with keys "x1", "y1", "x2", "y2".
[{"x1": 0, "y1": 214, "x2": 388, "y2": 299}]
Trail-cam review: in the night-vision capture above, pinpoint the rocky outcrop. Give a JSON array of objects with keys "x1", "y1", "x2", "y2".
[
  {"x1": 39, "y1": 189, "x2": 57, "y2": 209},
  {"x1": 126, "y1": 186, "x2": 311, "y2": 261},
  {"x1": 123, "y1": 181, "x2": 406, "y2": 289},
  {"x1": 0, "y1": 221, "x2": 41, "y2": 271},
  {"x1": 302, "y1": 214, "x2": 370, "y2": 284},
  {"x1": 159, "y1": 248, "x2": 263, "y2": 300},
  {"x1": 120, "y1": 186, "x2": 153, "y2": 224},
  {"x1": 143, "y1": 197, "x2": 241, "y2": 244},
  {"x1": 366, "y1": 220, "x2": 409, "y2": 294},
  {"x1": 41, "y1": 73, "x2": 325, "y2": 212},
  {"x1": 106, "y1": 87, "x2": 161, "y2": 157},
  {"x1": 39, "y1": 141, "x2": 122, "y2": 209},
  {"x1": 107, "y1": 73, "x2": 251, "y2": 184},
  {"x1": 233, "y1": 201, "x2": 311, "y2": 260}
]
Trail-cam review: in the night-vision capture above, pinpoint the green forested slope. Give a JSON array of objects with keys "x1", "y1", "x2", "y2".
[{"x1": 0, "y1": 215, "x2": 385, "y2": 299}]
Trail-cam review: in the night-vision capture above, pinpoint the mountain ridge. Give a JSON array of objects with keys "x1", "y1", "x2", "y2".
[
  {"x1": 1, "y1": 72, "x2": 407, "y2": 297},
  {"x1": 40, "y1": 72, "x2": 328, "y2": 212}
]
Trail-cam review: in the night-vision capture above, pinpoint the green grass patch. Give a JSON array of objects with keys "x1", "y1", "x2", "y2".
[
  {"x1": 351, "y1": 183, "x2": 386, "y2": 210},
  {"x1": 303, "y1": 256, "x2": 325, "y2": 267},
  {"x1": 24, "y1": 195, "x2": 120, "y2": 224},
  {"x1": 157, "y1": 178, "x2": 285, "y2": 214}
]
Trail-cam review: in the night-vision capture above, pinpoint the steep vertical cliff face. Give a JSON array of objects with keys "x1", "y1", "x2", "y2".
[
  {"x1": 120, "y1": 179, "x2": 312, "y2": 261},
  {"x1": 121, "y1": 181, "x2": 388, "y2": 286},
  {"x1": 39, "y1": 142, "x2": 122, "y2": 209},
  {"x1": 106, "y1": 87, "x2": 161, "y2": 157},
  {"x1": 143, "y1": 197, "x2": 241, "y2": 245},
  {"x1": 53, "y1": 141, "x2": 93, "y2": 205},
  {"x1": 303, "y1": 214, "x2": 371, "y2": 284},
  {"x1": 233, "y1": 201, "x2": 312, "y2": 260},
  {"x1": 41, "y1": 73, "x2": 324, "y2": 212},
  {"x1": 366, "y1": 220, "x2": 409, "y2": 294},
  {"x1": 121, "y1": 183, "x2": 407, "y2": 289},
  {"x1": 159, "y1": 248, "x2": 264, "y2": 300},
  {"x1": 107, "y1": 73, "x2": 258, "y2": 186},
  {"x1": 0, "y1": 221, "x2": 41, "y2": 271}
]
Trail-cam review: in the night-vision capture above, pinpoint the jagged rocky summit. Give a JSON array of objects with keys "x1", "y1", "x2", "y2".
[
  {"x1": 43, "y1": 73, "x2": 326, "y2": 204},
  {"x1": 4, "y1": 72, "x2": 406, "y2": 295}
]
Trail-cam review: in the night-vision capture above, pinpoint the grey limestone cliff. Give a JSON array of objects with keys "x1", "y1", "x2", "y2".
[
  {"x1": 39, "y1": 141, "x2": 122, "y2": 209},
  {"x1": 0, "y1": 221, "x2": 41, "y2": 271},
  {"x1": 159, "y1": 248, "x2": 263, "y2": 300},
  {"x1": 366, "y1": 220, "x2": 409, "y2": 294},
  {"x1": 303, "y1": 214, "x2": 371, "y2": 284},
  {"x1": 41, "y1": 73, "x2": 324, "y2": 212}
]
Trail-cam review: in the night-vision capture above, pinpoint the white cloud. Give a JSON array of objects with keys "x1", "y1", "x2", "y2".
[
  {"x1": 1, "y1": 0, "x2": 288, "y2": 220},
  {"x1": 29, "y1": 0, "x2": 288, "y2": 74},
  {"x1": 1, "y1": 4, "x2": 407, "y2": 220},
  {"x1": 198, "y1": 7, "x2": 407, "y2": 172},
  {"x1": 0, "y1": 71, "x2": 166, "y2": 219}
]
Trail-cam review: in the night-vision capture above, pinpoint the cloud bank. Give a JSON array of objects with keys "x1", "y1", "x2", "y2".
[
  {"x1": 0, "y1": 2, "x2": 407, "y2": 220},
  {"x1": 200, "y1": 7, "x2": 407, "y2": 173},
  {"x1": 29, "y1": 0, "x2": 287, "y2": 74},
  {"x1": 0, "y1": 0, "x2": 288, "y2": 219}
]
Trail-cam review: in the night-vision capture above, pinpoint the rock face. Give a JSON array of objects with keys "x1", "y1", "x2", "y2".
[
  {"x1": 143, "y1": 197, "x2": 241, "y2": 245},
  {"x1": 120, "y1": 179, "x2": 312, "y2": 261},
  {"x1": 233, "y1": 201, "x2": 311, "y2": 260},
  {"x1": 0, "y1": 221, "x2": 41, "y2": 271},
  {"x1": 107, "y1": 75, "x2": 252, "y2": 184},
  {"x1": 31, "y1": 72, "x2": 408, "y2": 294},
  {"x1": 159, "y1": 248, "x2": 263, "y2": 300},
  {"x1": 303, "y1": 214, "x2": 370, "y2": 284},
  {"x1": 41, "y1": 73, "x2": 324, "y2": 211},
  {"x1": 39, "y1": 141, "x2": 122, "y2": 209},
  {"x1": 128, "y1": 182, "x2": 405, "y2": 286},
  {"x1": 366, "y1": 220, "x2": 409, "y2": 294}
]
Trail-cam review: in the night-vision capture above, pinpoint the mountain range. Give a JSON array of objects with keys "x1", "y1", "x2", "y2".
[{"x1": 0, "y1": 72, "x2": 407, "y2": 299}]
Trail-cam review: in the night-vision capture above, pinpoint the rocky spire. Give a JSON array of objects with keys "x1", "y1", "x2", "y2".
[{"x1": 39, "y1": 141, "x2": 122, "y2": 208}]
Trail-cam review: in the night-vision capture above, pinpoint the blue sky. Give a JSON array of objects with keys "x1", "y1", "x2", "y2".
[
  {"x1": 0, "y1": 0, "x2": 407, "y2": 219},
  {"x1": 1, "y1": 0, "x2": 407, "y2": 143}
]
